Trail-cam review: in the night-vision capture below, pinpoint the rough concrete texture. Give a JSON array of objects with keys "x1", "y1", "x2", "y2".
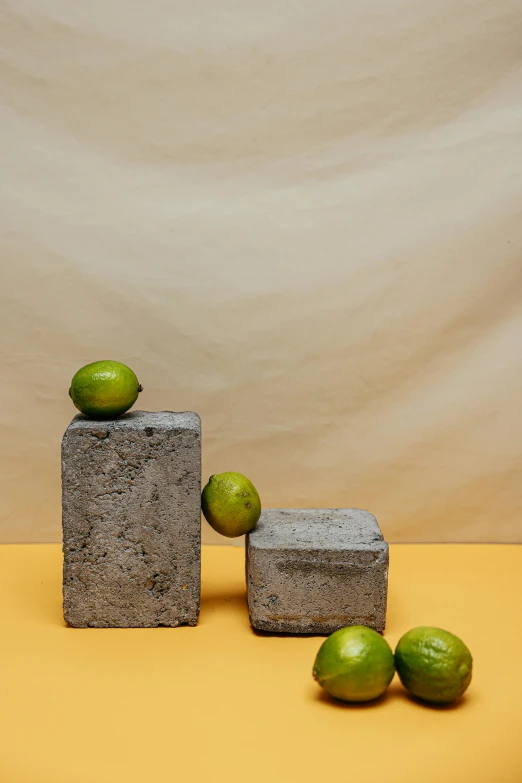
[
  {"x1": 246, "y1": 509, "x2": 388, "y2": 634},
  {"x1": 62, "y1": 411, "x2": 201, "y2": 628}
]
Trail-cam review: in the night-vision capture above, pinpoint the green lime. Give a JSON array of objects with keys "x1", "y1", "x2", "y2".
[
  {"x1": 201, "y1": 472, "x2": 261, "y2": 537},
  {"x1": 394, "y1": 626, "x2": 473, "y2": 704},
  {"x1": 69, "y1": 360, "x2": 142, "y2": 419},
  {"x1": 313, "y1": 625, "x2": 395, "y2": 702}
]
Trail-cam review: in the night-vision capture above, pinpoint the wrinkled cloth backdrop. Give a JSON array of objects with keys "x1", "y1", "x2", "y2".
[{"x1": 1, "y1": 0, "x2": 521, "y2": 543}]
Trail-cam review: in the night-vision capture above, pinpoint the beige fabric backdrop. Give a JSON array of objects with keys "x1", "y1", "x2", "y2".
[{"x1": 1, "y1": 0, "x2": 521, "y2": 544}]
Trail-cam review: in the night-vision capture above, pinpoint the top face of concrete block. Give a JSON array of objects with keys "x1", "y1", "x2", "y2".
[
  {"x1": 248, "y1": 508, "x2": 385, "y2": 550},
  {"x1": 64, "y1": 411, "x2": 200, "y2": 436}
]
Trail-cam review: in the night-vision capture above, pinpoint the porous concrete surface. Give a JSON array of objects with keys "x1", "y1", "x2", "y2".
[
  {"x1": 62, "y1": 411, "x2": 201, "y2": 627},
  {"x1": 246, "y1": 509, "x2": 388, "y2": 634}
]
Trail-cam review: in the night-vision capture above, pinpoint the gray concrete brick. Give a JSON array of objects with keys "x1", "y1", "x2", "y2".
[
  {"x1": 62, "y1": 411, "x2": 201, "y2": 627},
  {"x1": 246, "y1": 509, "x2": 388, "y2": 634}
]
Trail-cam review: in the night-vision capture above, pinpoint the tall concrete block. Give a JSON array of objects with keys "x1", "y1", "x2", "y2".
[
  {"x1": 62, "y1": 411, "x2": 201, "y2": 628},
  {"x1": 246, "y1": 509, "x2": 388, "y2": 634}
]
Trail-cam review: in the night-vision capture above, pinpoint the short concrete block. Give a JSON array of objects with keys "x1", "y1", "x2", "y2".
[
  {"x1": 246, "y1": 509, "x2": 388, "y2": 634},
  {"x1": 62, "y1": 411, "x2": 201, "y2": 627}
]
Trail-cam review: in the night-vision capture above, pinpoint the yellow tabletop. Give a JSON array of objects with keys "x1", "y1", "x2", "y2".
[{"x1": 1, "y1": 543, "x2": 521, "y2": 783}]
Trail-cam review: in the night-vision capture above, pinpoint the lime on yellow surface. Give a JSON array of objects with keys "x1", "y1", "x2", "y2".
[
  {"x1": 313, "y1": 625, "x2": 395, "y2": 702},
  {"x1": 69, "y1": 360, "x2": 142, "y2": 419},
  {"x1": 201, "y1": 472, "x2": 261, "y2": 538},
  {"x1": 394, "y1": 626, "x2": 473, "y2": 704}
]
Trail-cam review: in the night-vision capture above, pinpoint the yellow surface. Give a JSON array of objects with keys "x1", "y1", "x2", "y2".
[{"x1": 1, "y1": 544, "x2": 521, "y2": 783}]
